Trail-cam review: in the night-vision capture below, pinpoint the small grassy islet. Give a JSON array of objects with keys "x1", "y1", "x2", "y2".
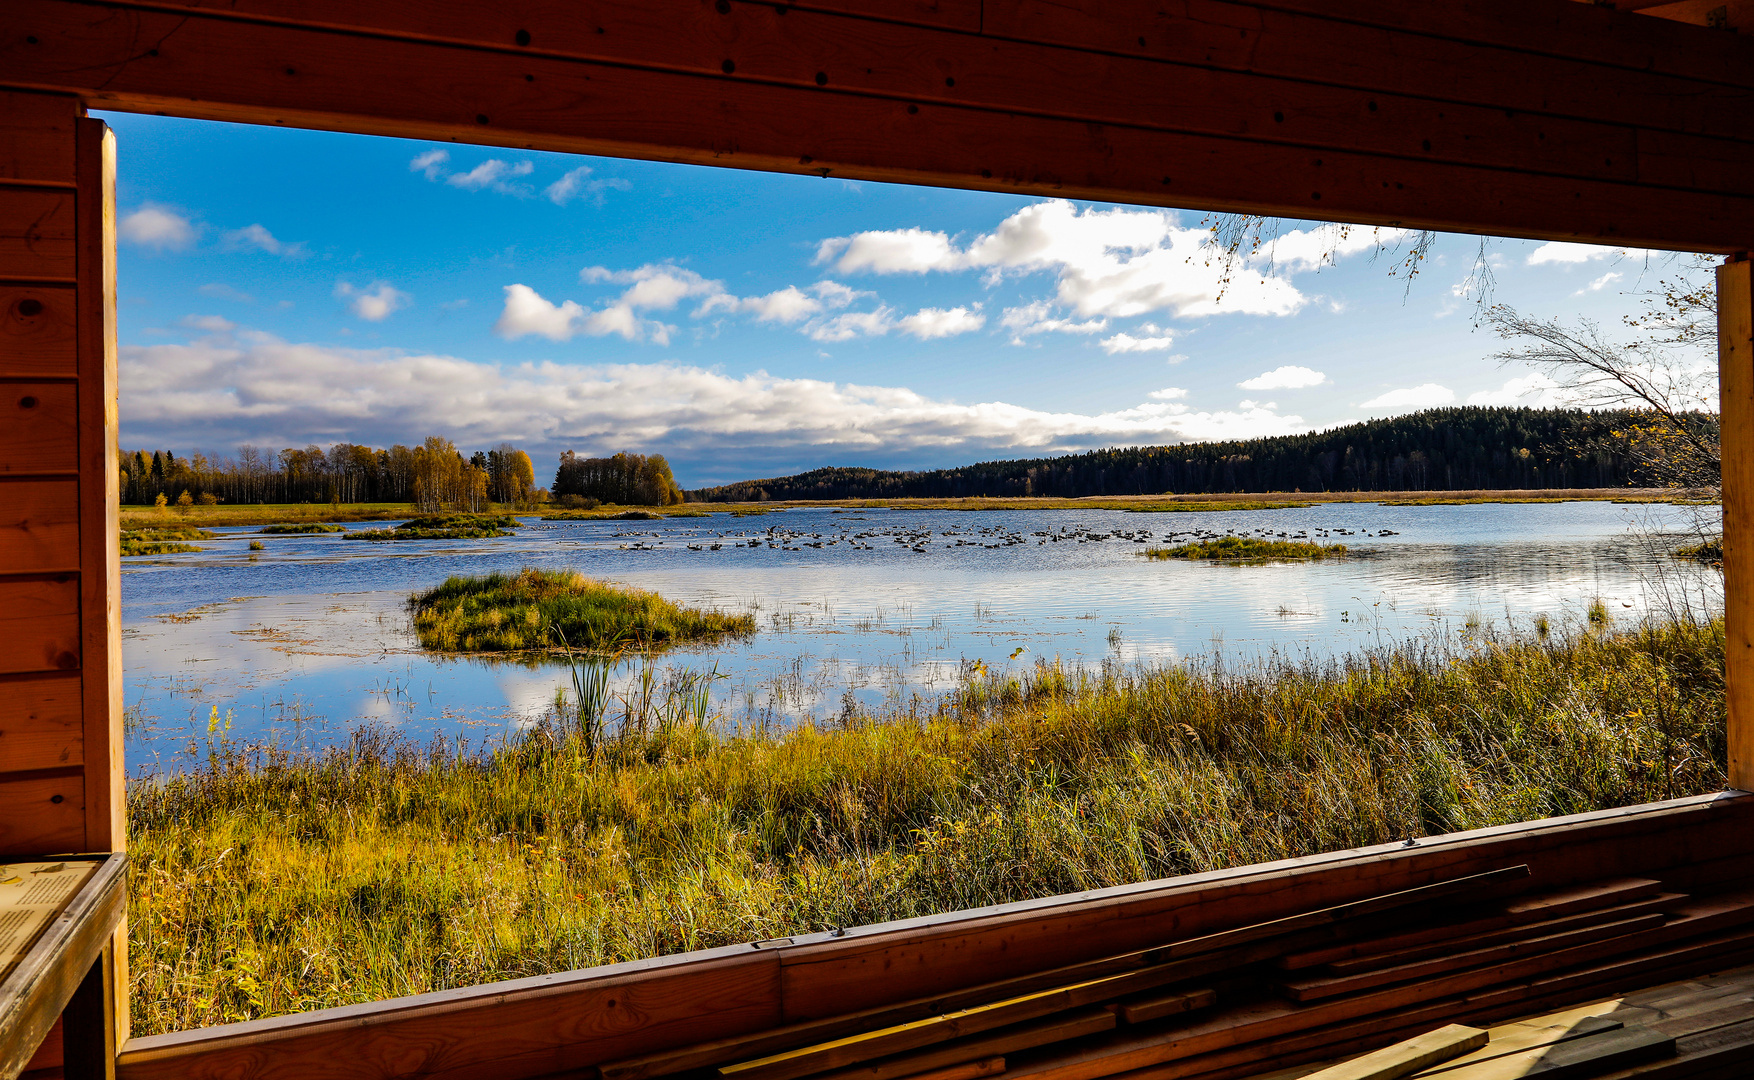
[
  {"x1": 121, "y1": 525, "x2": 216, "y2": 556},
  {"x1": 1143, "y1": 537, "x2": 1347, "y2": 562},
  {"x1": 259, "y1": 522, "x2": 345, "y2": 535},
  {"x1": 409, "y1": 567, "x2": 757, "y2": 652},
  {"x1": 349, "y1": 514, "x2": 520, "y2": 541}
]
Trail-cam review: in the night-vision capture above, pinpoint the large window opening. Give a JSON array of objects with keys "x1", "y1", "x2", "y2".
[{"x1": 103, "y1": 114, "x2": 1728, "y2": 1037}]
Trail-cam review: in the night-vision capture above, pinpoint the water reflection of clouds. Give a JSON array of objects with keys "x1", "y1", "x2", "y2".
[{"x1": 122, "y1": 502, "x2": 1719, "y2": 763}]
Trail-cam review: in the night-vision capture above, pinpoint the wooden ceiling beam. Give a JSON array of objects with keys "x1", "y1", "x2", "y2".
[{"x1": 2, "y1": 0, "x2": 1751, "y2": 252}]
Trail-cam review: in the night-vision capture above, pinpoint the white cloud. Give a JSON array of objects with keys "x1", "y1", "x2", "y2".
[
  {"x1": 410, "y1": 149, "x2": 450, "y2": 180},
  {"x1": 494, "y1": 284, "x2": 587, "y2": 341},
  {"x1": 817, "y1": 200, "x2": 1314, "y2": 320},
  {"x1": 808, "y1": 307, "x2": 897, "y2": 342},
  {"x1": 119, "y1": 329, "x2": 1312, "y2": 461},
  {"x1": 1360, "y1": 384, "x2": 1456, "y2": 410},
  {"x1": 1526, "y1": 241, "x2": 1654, "y2": 266},
  {"x1": 1238, "y1": 365, "x2": 1326, "y2": 390},
  {"x1": 545, "y1": 166, "x2": 632, "y2": 206},
  {"x1": 198, "y1": 283, "x2": 254, "y2": 303},
  {"x1": 498, "y1": 266, "x2": 722, "y2": 344},
  {"x1": 1147, "y1": 387, "x2": 1188, "y2": 401},
  {"x1": 999, "y1": 301, "x2": 1108, "y2": 344},
  {"x1": 1466, "y1": 373, "x2": 1562, "y2": 407},
  {"x1": 180, "y1": 314, "x2": 235, "y2": 333},
  {"x1": 1247, "y1": 224, "x2": 1407, "y2": 274},
  {"x1": 815, "y1": 228, "x2": 963, "y2": 274},
  {"x1": 897, "y1": 306, "x2": 985, "y2": 339},
  {"x1": 447, "y1": 159, "x2": 536, "y2": 195},
  {"x1": 120, "y1": 205, "x2": 196, "y2": 250},
  {"x1": 335, "y1": 281, "x2": 410, "y2": 322},
  {"x1": 1100, "y1": 332, "x2": 1178, "y2": 355},
  {"x1": 1574, "y1": 271, "x2": 1622, "y2": 296},
  {"x1": 223, "y1": 223, "x2": 304, "y2": 257}
]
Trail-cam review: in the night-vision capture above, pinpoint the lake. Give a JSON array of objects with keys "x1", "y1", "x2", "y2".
[{"x1": 120, "y1": 500, "x2": 1719, "y2": 772}]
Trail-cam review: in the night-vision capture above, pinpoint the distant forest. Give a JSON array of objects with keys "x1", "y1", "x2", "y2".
[
  {"x1": 688, "y1": 407, "x2": 1691, "y2": 502},
  {"x1": 119, "y1": 437, "x2": 536, "y2": 509}
]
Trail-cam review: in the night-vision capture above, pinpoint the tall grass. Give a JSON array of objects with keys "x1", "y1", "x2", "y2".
[
  {"x1": 126, "y1": 617, "x2": 1726, "y2": 1035},
  {"x1": 409, "y1": 568, "x2": 757, "y2": 652}
]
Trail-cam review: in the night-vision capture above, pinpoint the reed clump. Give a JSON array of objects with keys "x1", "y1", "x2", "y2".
[
  {"x1": 350, "y1": 514, "x2": 519, "y2": 541},
  {"x1": 126, "y1": 616, "x2": 1725, "y2": 1034},
  {"x1": 408, "y1": 568, "x2": 756, "y2": 652},
  {"x1": 259, "y1": 523, "x2": 344, "y2": 535},
  {"x1": 1143, "y1": 537, "x2": 1346, "y2": 562},
  {"x1": 121, "y1": 525, "x2": 215, "y2": 556}
]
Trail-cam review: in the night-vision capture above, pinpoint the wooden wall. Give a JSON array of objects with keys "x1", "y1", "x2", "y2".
[
  {"x1": 1, "y1": 0, "x2": 1753, "y2": 253},
  {"x1": 0, "y1": 89, "x2": 124, "y2": 1047}
]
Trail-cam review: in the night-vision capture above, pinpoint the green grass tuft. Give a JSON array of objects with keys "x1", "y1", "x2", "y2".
[
  {"x1": 1142, "y1": 537, "x2": 1346, "y2": 562},
  {"x1": 349, "y1": 514, "x2": 520, "y2": 541},
  {"x1": 259, "y1": 523, "x2": 345, "y2": 534},
  {"x1": 1674, "y1": 538, "x2": 1723, "y2": 564},
  {"x1": 408, "y1": 568, "x2": 756, "y2": 652},
  {"x1": 121, "y1": 525, "x2": 215, "y2": 556}
]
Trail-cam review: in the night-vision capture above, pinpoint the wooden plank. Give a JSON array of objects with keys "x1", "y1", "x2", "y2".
[
  {"x1": 1413, "y1": 1014, "x2": 1625, "y2": 1077},
  {"x1": 0, "y1": 770, "x2": 86, "y2": 854},
  {"x1": 6, "y1": 5, "x2": 1754, "y2": 252},
  {"x1": 46, "y1": 0, "x2": 1744, "y2": 194},
  {"x1": 0, "y1": 381, "x2": 76, "y2": 475},
  {"x1": 0, "y1": 574, "x2": 80, "y2": 675},
  {"x1": 722, "y1": 983, "x2": 1128, "y2": 1080},
  {"x1": 1326, "y1": 896, "x2": 1686, "y2": 974},
  {"x1": 0, "y1": 855, "x2": 126, "y2": 1080},
  {"x1": 0, "y1": 90, "x2": 77, "y2": 185},
  {"x1": 1725, "y1": 255, "x2": 1754, "y2": 795},
  {"x1": 1001, "y1": 893, "x2": 1754, "y2": 1080},
  {"x1": 113, "y1": 795, "x2": 1754, "y2": 1080},
  {"x1": 0, "y1": 479, "x2": 81, "y2": 573},
  {"x1": 1152, "y1": 866, "x2": 1531, "y2": 961},
  {"x1": 1281, "y1": 912, "x2": 1669, "y2": 1001},
  {"x1": 76, "y1": 113, "x2": 121, "y2": 869},
  {"x1": 0, "y1": 285, "x2": 77, "y2": 376},
  {"x1": 1432, "y1": 1023, "x2": 1671, "y2": 1079},
  {"x1": 1246, "y1": 0, "x2": 1754, "y2": 91},
  {"x1": 0, "y1": 673, "x2": 82, "y2": 772},
  {"x1": 1301, "y1": 1025, "x2": 1486, "y2": 1080},
  {"x1": 903, "y1": 1059, "x2": 1006, "y2": 1080},
  {"x1": 118, "y1": 949, "x2": 787, "y2": 1080},
  {"x1": 0, "y1": 188, "x2": 75, "y2": 279},
  {"x1": 979, "y1": 0, "x2": 1754, "y2": 137},
  {"x1": 810, "y1": 1010, "x2": 1116, "y2": 1080},
  {"x1": 1116, "y1": 988, "x2": 1216, "y2": 1025},
  {"x1": 57, "y1": 0, "x2": 1754, "y2": 151},
  {"x1": 1282, "y1": 880, "x2": 1669, "y2": 971},
  {"x1": 779, "y1": 797, "x2": 1748, "y2": 1022}
]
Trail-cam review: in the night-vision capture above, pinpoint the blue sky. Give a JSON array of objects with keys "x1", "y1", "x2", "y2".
[{"x1": 104, "y1": 113, "x2": 1704, "y2": 488}]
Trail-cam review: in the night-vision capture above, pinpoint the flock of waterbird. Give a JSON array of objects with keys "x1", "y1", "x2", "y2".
[{"x1": 535, "y1": 516, "x2": 1402, "y2": 554}]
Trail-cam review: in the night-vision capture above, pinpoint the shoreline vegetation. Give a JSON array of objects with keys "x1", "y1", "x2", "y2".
[
  {"x1": 1143, "y1": 538, "x2": 1347, "y2": 562},
  {"x1": 126, "y1": 614, "x2": 1727, "y2": 1035},
  {"x1": 408, "y1": 568, "x2": 757, "y2": 652},
  {"x1": 115, "y1": 489, "x2": 1696, "y2": 531},
  {"x1": 349, "y1": 514, "x2": 520, "y2": 542},
  {"x1": 120, "y1": 525, "x2": 215, "y2": 556}
]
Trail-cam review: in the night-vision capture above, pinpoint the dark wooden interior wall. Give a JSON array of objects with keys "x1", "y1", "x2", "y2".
[
  {"x1": 1, "y1": 0, "x2": 1753, "y2": 1073},
  {"x1": 1, "y1": 89, "x2": 125, "y2": 1061},
  {"x1": 1, "y1": 0, "x2": 1753, "y2": 252}
]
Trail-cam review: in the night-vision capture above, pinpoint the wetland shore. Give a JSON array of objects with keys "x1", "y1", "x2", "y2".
[{"x1": 127, "y1": 614, "x2": 1726, "y2": 1034}]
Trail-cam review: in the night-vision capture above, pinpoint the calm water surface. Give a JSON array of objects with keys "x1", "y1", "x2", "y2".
[{"x1": 121, "y1": 501, "x2": 1718, "y2": 770}]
